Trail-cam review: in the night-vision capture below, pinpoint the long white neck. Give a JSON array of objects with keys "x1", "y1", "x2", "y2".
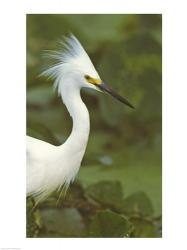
[{"x1": 59, "y1": 79, "x2": 90, "y2": 159}]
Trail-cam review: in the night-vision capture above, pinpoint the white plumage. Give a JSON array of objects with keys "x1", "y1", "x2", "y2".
[
  {"x1": 27, "y1": 35, "x2": 134, "y2": 203},
  {"x1": 27, "y1": 35, "x2": 101, "y2": 202}
]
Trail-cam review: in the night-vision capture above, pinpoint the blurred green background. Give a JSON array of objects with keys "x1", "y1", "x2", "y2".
[{"x1": 27, "y1": 14, "x2": 162, "y2": 238}]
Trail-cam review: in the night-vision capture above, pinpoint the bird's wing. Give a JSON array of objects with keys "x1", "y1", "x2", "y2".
[
  {"x1": 27, "y1": 135, "x2": 47, "y2": 154},
  {"x1": 26, "y1": 136, "x2": 55, "y2": 198}
]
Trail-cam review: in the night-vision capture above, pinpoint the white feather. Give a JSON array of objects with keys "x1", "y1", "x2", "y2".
[
  {"x1": 27, "y1": 35, "x2": 100, "y2": 202},
  {"x1": 40, "y1": 34, "x2": 99, "y2": 95}
]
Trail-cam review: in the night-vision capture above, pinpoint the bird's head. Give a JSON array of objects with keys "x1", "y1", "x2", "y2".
[{"x1": 41, "y1": 35, "x2": 134, "y2": 109}]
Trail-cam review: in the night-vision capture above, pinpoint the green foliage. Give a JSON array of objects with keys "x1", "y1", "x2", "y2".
[
  {"x1": 85, "y1": 180, "x2": 123, "y2": 209},
  {"x1": 130, "y1": 216, "x2": 160, "y2": 238},
  {"x1": 27, "y1": 14, "x2": 162, "y2": 238},
  {"x1": 27, "y1": 198, "x2": 42, "y2": 237},
  {"x1": 27, "y1": 181, "x2": 161, "y2": 237},
  {"x1": 121, "y1": 191, "x2": 154, "y2": 216},
  {"x1": 89, "y1": 210, "x2": 132, "y2": 237},
  {"x1": 40, "y1": 208, "x2": 86, "y2": 237}
]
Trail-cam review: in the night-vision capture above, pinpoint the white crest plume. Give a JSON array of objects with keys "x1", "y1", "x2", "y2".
[{"x1": 41, "y1": 34, "x2": 98, "y2": 94}]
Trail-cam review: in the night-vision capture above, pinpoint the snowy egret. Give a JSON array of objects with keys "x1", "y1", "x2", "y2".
[{"x1": 27, "y1": 35, "x2": 134, "y2": 203}]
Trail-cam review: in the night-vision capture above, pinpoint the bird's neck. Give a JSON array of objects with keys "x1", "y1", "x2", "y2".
[{"x1": 59, "y1": 80, "x2": 90, "y2": 157}]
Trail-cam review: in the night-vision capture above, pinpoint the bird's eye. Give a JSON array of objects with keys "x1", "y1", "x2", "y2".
[{"x1": 84, "y1": 75, "x2": 91, "y2": 80}]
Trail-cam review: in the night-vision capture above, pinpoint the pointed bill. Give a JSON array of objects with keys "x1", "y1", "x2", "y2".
[{"x1": 97, "y1": 82, "x2": 134, "y2": 109}]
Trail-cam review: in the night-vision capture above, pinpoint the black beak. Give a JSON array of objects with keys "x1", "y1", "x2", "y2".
[{"x1": 97, "y1": 82, "x2": 134, "y2": 109}]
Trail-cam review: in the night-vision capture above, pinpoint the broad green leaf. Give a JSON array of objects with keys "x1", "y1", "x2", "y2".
[
  {"x1": 40, "y1": 208, "x2": 86, "y2": 237},
  {"x1": 131, "y1": 216, "x2": 160, "y2": 238},
  {"x1": 121, "y1": 191, "x2": 154, "y2": 216},
  {"x1": 89, "y1": 210, "x2": 132, "y2": 237},
  {"x1": 85, "y1": 181, "x2": 123, "y2": 209}
]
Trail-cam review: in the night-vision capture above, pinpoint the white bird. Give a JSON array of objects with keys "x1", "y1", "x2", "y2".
[{"x1": 27, "y1": 35, "x2": 134, "y2": 203}]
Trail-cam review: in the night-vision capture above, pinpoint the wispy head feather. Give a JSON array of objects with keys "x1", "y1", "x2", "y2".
[{"x1": 40, "y1": 35, "x2": 99, "y2": 94}]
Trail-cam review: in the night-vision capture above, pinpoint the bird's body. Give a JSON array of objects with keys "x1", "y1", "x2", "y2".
[
  {"x1": 27, "y1": 74, "x2": 90, "y2": 202},
  {"x1": 27, "y1": 35, "x2": 133, "y2": 202}
]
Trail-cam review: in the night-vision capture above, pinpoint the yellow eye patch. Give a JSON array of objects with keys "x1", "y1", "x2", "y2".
[{"x1": 84, "y1": 75, "x2": 102, "y2": 85}]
